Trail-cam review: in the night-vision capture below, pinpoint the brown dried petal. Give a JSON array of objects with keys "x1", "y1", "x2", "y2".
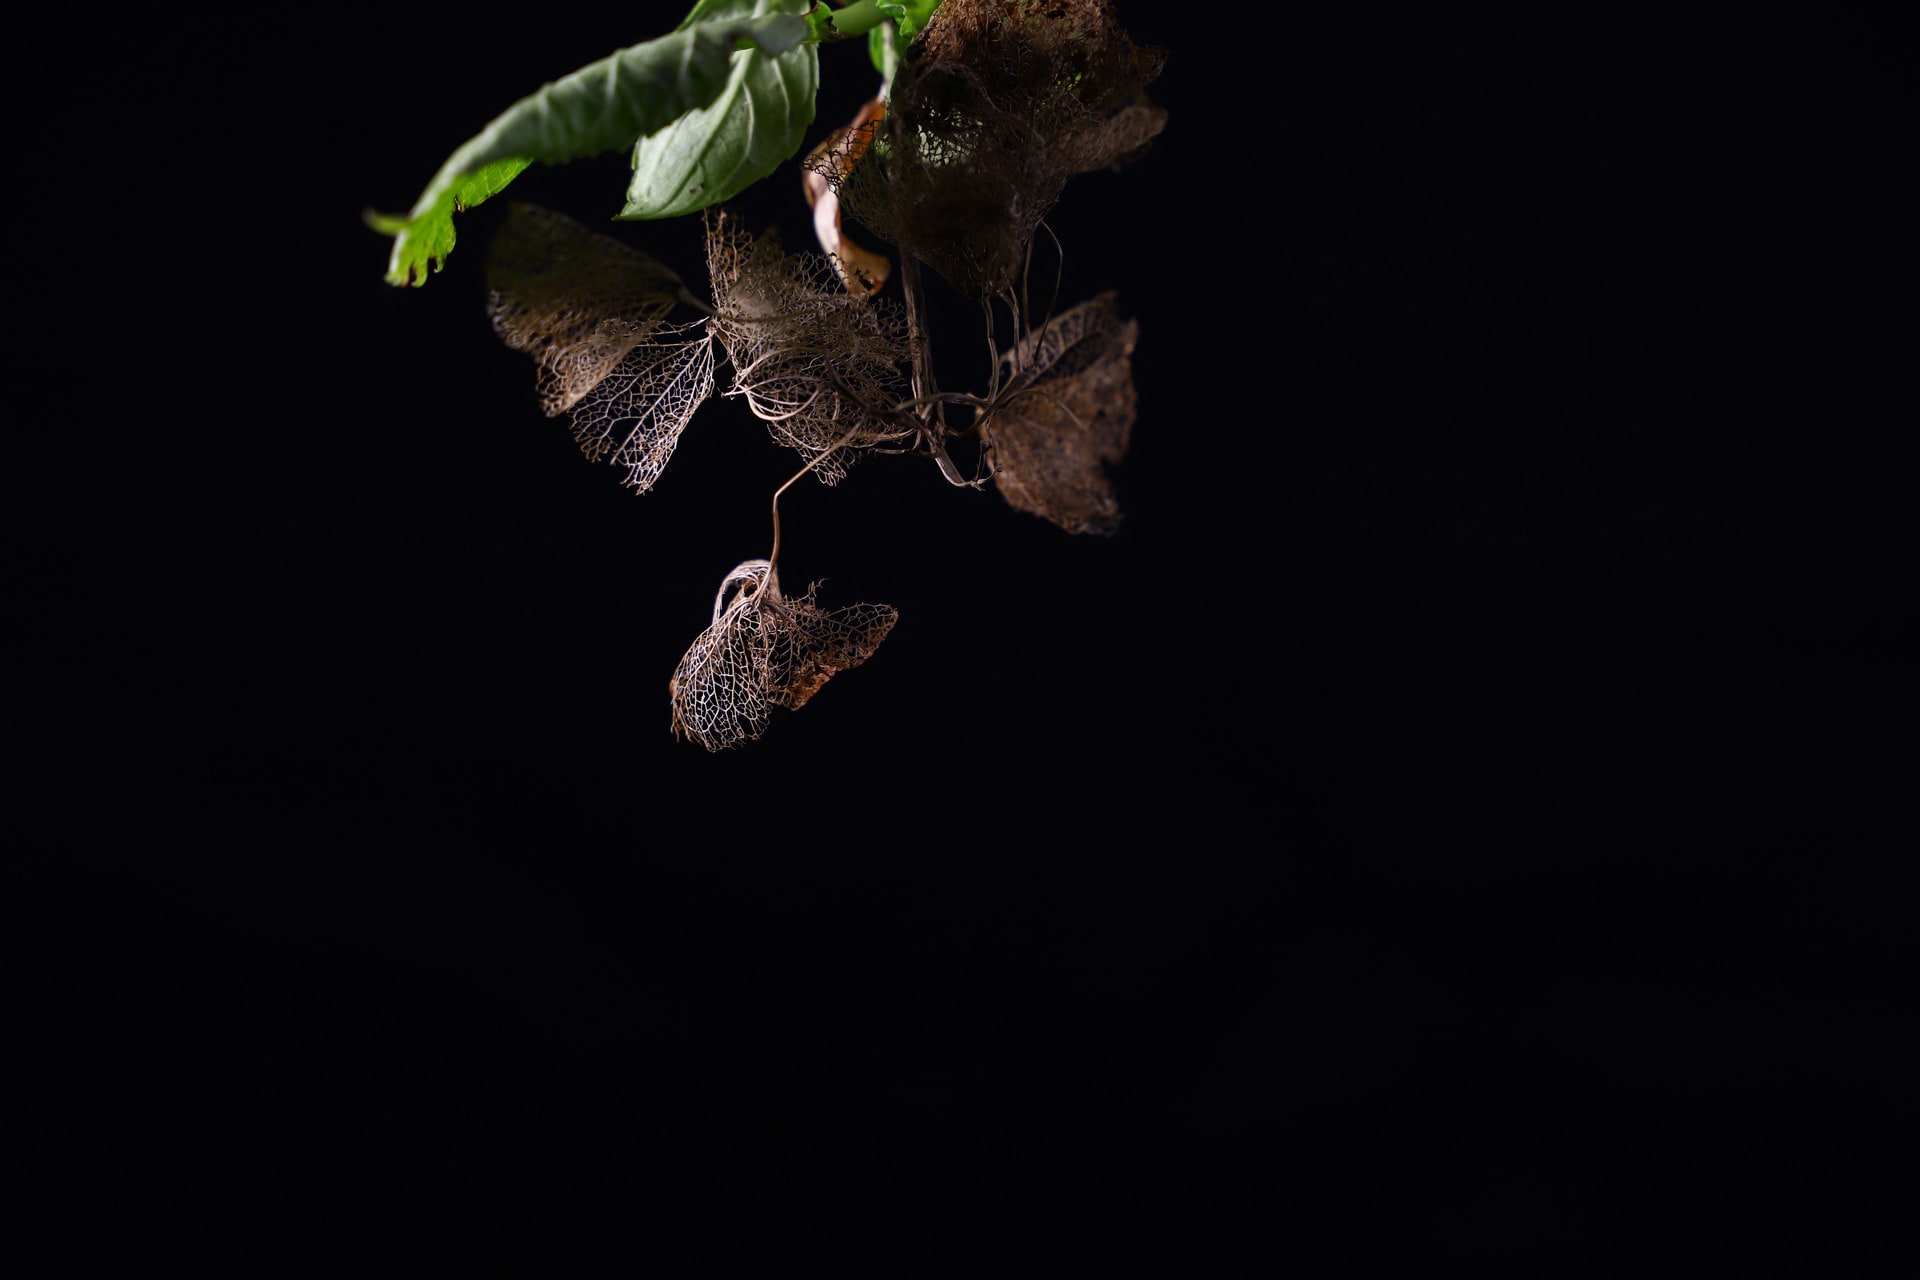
[
  {"x1": 485, "y1": 203, "x2": 688, "y2": 416},
  {"x1": 802, "y1": 97, "x2": 892, "y2": 296},
  {"x1": 989, "y1": 292, "x2": 1140, "y2": 536},
  {"x1": 566, "y1": 321, "x2": 715, "y2": 494}
]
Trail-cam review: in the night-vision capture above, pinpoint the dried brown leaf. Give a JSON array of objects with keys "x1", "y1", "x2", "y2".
[
  {"x1": 801, "y1": 96, "x2": 891, "y2": 297},
  {"x1": 988, "y1": 292, "x2": 1140, "y2": 536}
]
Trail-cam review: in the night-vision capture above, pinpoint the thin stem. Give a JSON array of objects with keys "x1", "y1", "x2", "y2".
[
  {"x1": 676, "y1": 285, "x2": 715, "y2": 317},
  {"x1": 892, "y1": 389, "x2": 995, "y2": 413},
  {"x1": 899, "y1": 252, "x2": 943, "y2": 433},
  {"x1": 982, "y1": 297, "x2": 1003, "y2": 401},
  {"x1": 749, "y1": 385, "x2": 825, "y2": 422},
  {"x1": 766, "y1": 419, "x2": 872, "y2": 576},
  {"x1": 817, "y1": 0, "x2": 889, "y2": 40},
  {"x1": 1026, "y1": 219, "x2": 1067, "y2": 364}
]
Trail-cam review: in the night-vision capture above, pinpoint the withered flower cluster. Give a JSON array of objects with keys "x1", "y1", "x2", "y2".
[
  {"x1": 483, "y1": 0, "x2": 1164, "y2": 749},
  {"x1": 828, "y1": 0, "x2": 1165, "y2": 300}
]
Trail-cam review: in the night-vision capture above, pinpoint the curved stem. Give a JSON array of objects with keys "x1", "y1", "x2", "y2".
[
  {"x1": 766, "y1": 419, "x2": 873, "y2": 576},
  {"x1": 891, "y1": 389, "x2": 994, "y2": 413},
  {"x1": 749, "y1": 384, "x2": 825, "y2": 422},
  {"x1": 982, "y1": 297, "x2": 1003, "y2": 400},
  {"x1": 712, "y1": 559, "x2": 773, "y2": 622}
]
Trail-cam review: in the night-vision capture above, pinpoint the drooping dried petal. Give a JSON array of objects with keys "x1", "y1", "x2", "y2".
[
  {"x1": 987, "y1": 292, "x2": 1140, "y2": 536},
  {"x1": 759, "y1": 592, "x2": 899, "y2": 711},
  {"x1": 704, "y1": 211, "x2": 909, "y2": 484},
  {"x1": 566, "y1": 321, "x2": 715, "y2": 493},
  {"x1": 824, "y1": 0, "x2": 1165, "y2": 297},
  {"x1": 485, "y1": 203, "x2": 688, "y2": 415},
  {"x1": 669, "y1": 561, "x2": 898, "y2": 751},
  {"x1": 669, "y1": 562, "x2": 778, "y2": 752}
]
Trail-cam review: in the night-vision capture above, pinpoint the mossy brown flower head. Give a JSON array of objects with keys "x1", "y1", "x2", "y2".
[{"x1": 827, "y1": 0, "x2": 1166, "y2": 298}]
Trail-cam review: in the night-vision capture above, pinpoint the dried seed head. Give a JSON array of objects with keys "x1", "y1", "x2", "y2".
[
  {"x1": 669, "y1": 561, "x2": 898, "y2": 751},
  {"x1": 986, "y1": 292, "x2": 1140, "y2": 535},
  {"x1": 825, "y1": 0, "x2": 1165, "y2": 297}
]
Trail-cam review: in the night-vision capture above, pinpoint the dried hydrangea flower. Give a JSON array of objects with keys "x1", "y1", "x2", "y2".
[
  {"x1": 824, "y1": 0, "x2": 1165, "y2": 298},
  {"x1": 669, "y1": 560, "x2": 898, "y2": 751},
  {"x1": 704, "y1": 211, "x2": 909, "y2": 484}
]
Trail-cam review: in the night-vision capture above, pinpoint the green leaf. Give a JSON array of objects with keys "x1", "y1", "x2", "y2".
[
  {"x1": 868, "y1": 1, "x2": 942, "y2": 76},
  {"x1": 619, "y1": 39, "x2": 817, "y2": 221},
  {"x1": 368, "y1": 158, "x2": 532, "y2": 287},
  {"x1": 880, "y1": 0, "x2": 942, "y2": 46},
  {"x1": 807, "y1": 0, "x2": 892, "y2": 44},
  {"x1": 371, "y1": 0, "x2": 813, "y2": 285}
]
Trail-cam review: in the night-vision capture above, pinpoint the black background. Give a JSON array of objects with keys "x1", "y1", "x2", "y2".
[{"x1": 13, "y1": 5, "x2": 1910, "y2": 1273}]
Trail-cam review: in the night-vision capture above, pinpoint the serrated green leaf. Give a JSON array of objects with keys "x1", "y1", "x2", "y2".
[
  {"x1": 369, "y1": 158, "x2": 532, "y2": 287},
  {"x1": 371, "y1": 0, "x2": 813, "y2": 286},
  {"x1": 619, "y1": 40, "x2": 817, "y2": 221}
]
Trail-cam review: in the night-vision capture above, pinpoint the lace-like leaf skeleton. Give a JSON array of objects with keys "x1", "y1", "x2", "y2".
[
  {"x1": 486, "y1": 203, "x2": 715, "y2": 494},
  {"x1": 669, "y1": 560, "x2": 898, "y2": 751}
]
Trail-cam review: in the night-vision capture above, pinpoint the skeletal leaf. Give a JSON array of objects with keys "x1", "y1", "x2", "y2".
[
  {"x1": 486, "y1": 203, "x2": 689, "y2": 416},
  {"x1": 669, "y1": 561, "x2": 897, "y2": 751},
  {"x1": 987, "y1": 292, "x2": 1139, "y2": 536},
  {"x1": 485, "y1": 204, "x2": 715, "y2": 492},
  {"x1": 567, "y1": 322, "x2": 716, "y2": 493},
  {"x1": 704, "y1": 211, "x2": 909, "y2": 483}
]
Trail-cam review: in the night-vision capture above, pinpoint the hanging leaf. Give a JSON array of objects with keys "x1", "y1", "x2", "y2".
[
  {"x1": 485, "y1": 203, "x2": 690, "y2": 415},
  {"x1": 485, "y1": 204, "x2": 715, "y2": 492},
  {"x1": 620, "y1": 11, "x2": 819, "y2": 221},
  {"x1": 986, "y1": 292, "x2": 1140, "y2": 535},
  {"x1": 569, "y1": 325, "x2": 717, "y2": 493},
  {"x1": 370, "y1": 0, "x2": 815, "y2": 285}
]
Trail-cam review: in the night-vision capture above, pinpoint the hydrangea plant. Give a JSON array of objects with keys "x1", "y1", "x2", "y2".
[{"x1": 370, "y1": 0, "x2": 1166, "y2": 748}]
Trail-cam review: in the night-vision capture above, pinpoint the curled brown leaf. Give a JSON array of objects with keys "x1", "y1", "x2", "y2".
[{"x1": 801, "y1": 96, "x2": 891, "y2": 297}]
